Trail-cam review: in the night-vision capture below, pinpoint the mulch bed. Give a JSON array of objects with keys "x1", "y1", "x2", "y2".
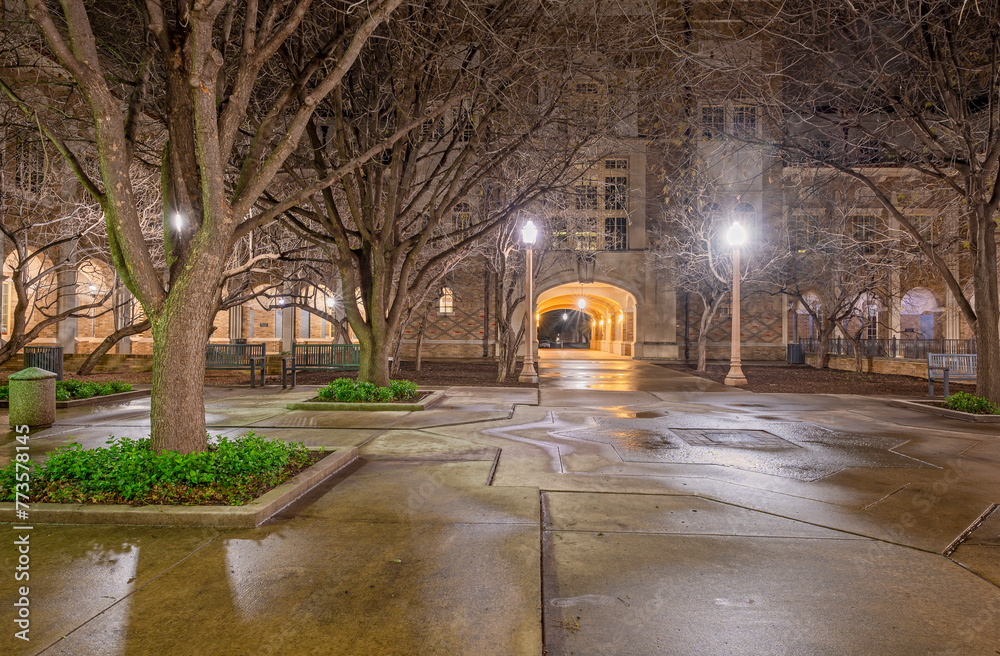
[
  {"x1": 659, "y1": 363, "x2": 976, "y2": 397},
  {"x1": 0, "y1": 359, "x2": 535, "y2": 389}
]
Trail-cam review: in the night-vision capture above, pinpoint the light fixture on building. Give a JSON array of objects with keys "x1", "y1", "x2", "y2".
[
  {"x1": 562, "y1": 312, "x2": 568, "y2": 321},
  {"x1": 599, "y1": 319, "x2": 604, "y2": 326},
  {"x1": 577, "y1": 298, "x2": 587, "y2": 309},
  {"x1": 88, "y1": 284, "x2": 96, "y2": 294},
  {"x1": 618, "y1": 311, "x2": 624, "y2": 323}
]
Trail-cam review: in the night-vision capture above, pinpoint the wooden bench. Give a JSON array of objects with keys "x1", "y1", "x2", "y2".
[
  {"x1": 206, "y1": 343, "x2": 266, "y2": 387},
  {"x1": 927, "y1": 352, "x2": 977, "y2": 397},
  {"x1": 282, "y1": 344, "x2": 361, "y2": 388}
]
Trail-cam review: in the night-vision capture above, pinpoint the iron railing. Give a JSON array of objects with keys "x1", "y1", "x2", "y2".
[
  {"x1": 797, "y1": 337, "x2": 976, "y2": 360},
  {"x1": 23, "y1": 345, "x2": 64, "y2": 381}
]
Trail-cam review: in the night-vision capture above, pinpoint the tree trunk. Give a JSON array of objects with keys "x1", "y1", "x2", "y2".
[
  {"x1": 148, "y1": 291, "x2": 216, "y2": 454},
  {"x1": 358, "y1": 337, "x2": 392, "y2": 387},
  {"x1": 973, "y1": 221, "x2": 1000, "y2": 403},
  {"x1": 814, "y1": 327, "x2": 832, "y2": 369},
  {"x1": 696, "y1": 333, "x2": 709, "y2": 372},
  {"x1": 76, "y1": 319, "x2": 151, "y2": 375},
  {"x1": 415, "y1": 319, "x2": 426, "y2": 372}
]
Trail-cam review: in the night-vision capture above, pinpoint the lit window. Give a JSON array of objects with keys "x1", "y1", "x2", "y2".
[
  {"x1": 575, "y1": 185, "x2": 598, "y2": 210},
  {"x1": 604, "y1": 217, "x2": 627, "y2": 251},
  {"x1": 702, "y1": 106, "x2": 725, "y2": 139},
  {"x1": 439, "y1": 287, "x2": 454, "y2": 315},
  {"x1": 733, "y1": 106, "x2": 756, "y2": 137},
  {"x1": 604, "y1": 177, "x2": 627, "y2": 211},
  {"x1": 452, "y1": 202, "x2": 474, "y2": 231}
]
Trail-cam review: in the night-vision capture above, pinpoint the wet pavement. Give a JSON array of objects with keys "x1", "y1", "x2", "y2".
[{"x1": 2, "y1": 351, "x2": 1000, "y2": 655}]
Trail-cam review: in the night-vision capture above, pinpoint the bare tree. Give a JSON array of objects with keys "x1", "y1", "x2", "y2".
[
  {"x1": 281, "y1": 1, "x2": 605, "y2": 386},
  {"x1": 0, "y1": 128, "x2": 113, "y2": 365},
  {"x1": 2, "y1": 0, "x2": 402, "y2": 452},
  {"x1": 719, "y1": 0, "x2": 1000, "y2": 401},
  {"x1": 775, "y1": 176, "x2": 907, "y2": 372}
]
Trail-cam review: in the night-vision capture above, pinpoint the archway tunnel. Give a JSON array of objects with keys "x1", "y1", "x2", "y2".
[{"x1": 536, "y1": 282, "x2": 637, "y2": 357}]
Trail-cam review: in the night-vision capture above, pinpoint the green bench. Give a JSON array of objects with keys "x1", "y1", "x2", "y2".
[
  {"x1": 206, "y1": 343, "x2": 266, "y2": 387},
  {"x1": 282, "y1": 344, "x2": 361, "y2": 388}
]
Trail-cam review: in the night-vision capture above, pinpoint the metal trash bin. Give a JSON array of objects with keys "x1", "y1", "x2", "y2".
[{"x1": 24, "y1": 345, "x2": 64, "y2": 381}]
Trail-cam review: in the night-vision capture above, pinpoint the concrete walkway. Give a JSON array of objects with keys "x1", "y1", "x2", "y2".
[{"x1": 2, "y1": 357, "x2": 999, "y2": 655}]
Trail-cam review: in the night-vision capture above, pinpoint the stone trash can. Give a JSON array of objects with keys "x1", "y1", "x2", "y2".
[{"x1": 9, "y1": 367, "x2": 57, "y2": 429}]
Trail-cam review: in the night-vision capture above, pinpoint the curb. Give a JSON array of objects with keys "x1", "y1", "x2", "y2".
[
  {"x1": 0, "y1": 389, "x2": 151, "y2": 409},
  {"x1": 285, "y1": 389, "x2": 446, "y2": 412},
  {"x1": 888, "y1": 399, "x2": 1000, "y2": 423},
  {"x1": 0, "y1": 447, "x2": 357, "y2": 528}
]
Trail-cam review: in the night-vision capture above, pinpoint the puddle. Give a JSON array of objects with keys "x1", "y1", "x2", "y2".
[{"x1": 631, "y1": 411, "x2": 668, "y2": 418}]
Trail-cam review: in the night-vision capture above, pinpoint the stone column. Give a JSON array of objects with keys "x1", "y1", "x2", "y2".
[
  {"x1": 56, "y1": 245, "x2": 78, "y2": 354},
  {"x1": 281, "y1": 289, "x2": 294, "y2": 352},
  {"x1": 228, "y1": 305, "x2": 244, "y2": 342},
  {"x1": 114, "y1": 285, "x2": 134, "y2": 355},
  {"x1": 781, "y1": 293, "x2": 789, "y2": 345}
]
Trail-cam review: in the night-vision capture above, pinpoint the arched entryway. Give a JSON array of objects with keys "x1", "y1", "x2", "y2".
[{"x1": 536, "y1": 282, "x2": 638, "y2": 357}]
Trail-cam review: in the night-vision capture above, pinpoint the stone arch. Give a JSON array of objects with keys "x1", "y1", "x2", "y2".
[
  {"x1": 535, "y1": 280, "x2": 639, "y2": 357},
  {"x1": 901, "y1": 287, "x2": 943, "y2": 340}
]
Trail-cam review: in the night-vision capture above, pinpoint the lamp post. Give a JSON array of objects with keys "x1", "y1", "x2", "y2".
[
  {"x1": 89, "y1": 284, "x2": 97, "y2": 337},
  {"x1": 518, "y1": 220, "x2": 538, "y2": 383},
  {"x1": 725, "y1": 220, "x2": 748, "y2": 387}
]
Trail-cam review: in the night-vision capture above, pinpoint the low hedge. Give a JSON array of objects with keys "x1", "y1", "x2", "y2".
[
  {"x1": 942, "y1": 392, "x2": 1000, "y2": 415},
  {"x1": 0, "y1": 379, "x2": 132, "y2": 402},
  {"x1": 317, "y1": 378, "x2": 418, "y2": 403},
  {"x1": 0, "y1": 431, "x2": 319, "y2": 506}
]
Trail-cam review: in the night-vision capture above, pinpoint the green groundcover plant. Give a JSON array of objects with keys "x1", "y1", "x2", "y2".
[
  {"x1": 942, "y1": 392, "x2": 1000, "y2": 415},
  {"x1": 317, "y1": 378, "x2": 418, "y2": 403},
  {"x1": 0, "y1": 432, "x2": 319, "y2": 506},
  {"x1": 0, "y1": 379, "x2": 132, "y2": 402}
]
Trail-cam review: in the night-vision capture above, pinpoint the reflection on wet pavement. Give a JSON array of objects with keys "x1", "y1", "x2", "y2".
[{"x1": 555, "y1": 415, "x2": 934, "y2": 481}]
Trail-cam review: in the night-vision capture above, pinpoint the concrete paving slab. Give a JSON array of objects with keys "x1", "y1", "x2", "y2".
[
  {"x1": 296, "y1": 460, "x2": 537, "y2": 526},
  {"x1": 248, "y1": 409, "x2": 408, "y2": 429},
  {"x1": 543, "y1": 531, "x2": 1000, "y2": 656},
  {"x1": 384, "y1": 409, "x2": 513, "y2": 429},
  {"x1": 949, "y1": 545, "x2": 1000, "y2": 586},
  {"x1": 544, "y1": 491, "x2": 862, "y2": 539},
  {"x1": 359, "y1": 430, "x2": 497, "y2": 461},
  {"x1": 251, "y1": 427, "x2": 382, "y2": 448},
  {"x1": 0, "y1": 526, "x2": 223, "y2": 655},
  {"x1": 35, "y1": 522, "x2": 540, "y2": 656}
]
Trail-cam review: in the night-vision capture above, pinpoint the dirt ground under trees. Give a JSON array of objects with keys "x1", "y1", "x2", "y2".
[
  {"x1": 659, "y1": 363, "x2": 972, "y2": 397},
  {"x1": 0, "y1": 359, "x2": 965, "y2": 397},
  {"x1": 0, "y1": 360, "x2": 533, "y2": 389}
]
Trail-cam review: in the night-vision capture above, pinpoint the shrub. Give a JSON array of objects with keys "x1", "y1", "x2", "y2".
[
  {"x1": 0, "y1": 431, "x2": 315, "y2": 505},
  {"x1": 0, "y1": 379, "x2": 132, "y2": 402},
  {"x1": 942, "y1": 392, "x2": 1000, "y2": 415},
  {"x1": 317, "y1": 378, "x2": 418, "y2": 403}
]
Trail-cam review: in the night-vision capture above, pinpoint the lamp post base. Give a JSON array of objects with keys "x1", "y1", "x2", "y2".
[
  {"x1": 518, "y1": 361, "x2": 538, "y2": 384},
  {"x1": 724, "y1": 365, "x2": 748, "y2": 387}
]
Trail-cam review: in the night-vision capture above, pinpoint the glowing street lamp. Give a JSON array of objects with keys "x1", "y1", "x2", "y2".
[
  {"x1": 518, "y1": 220, "x2": 538, "y2": 383},
  {"x1": 725, "y1": 220, "x2": 748, "y2": 387}
]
